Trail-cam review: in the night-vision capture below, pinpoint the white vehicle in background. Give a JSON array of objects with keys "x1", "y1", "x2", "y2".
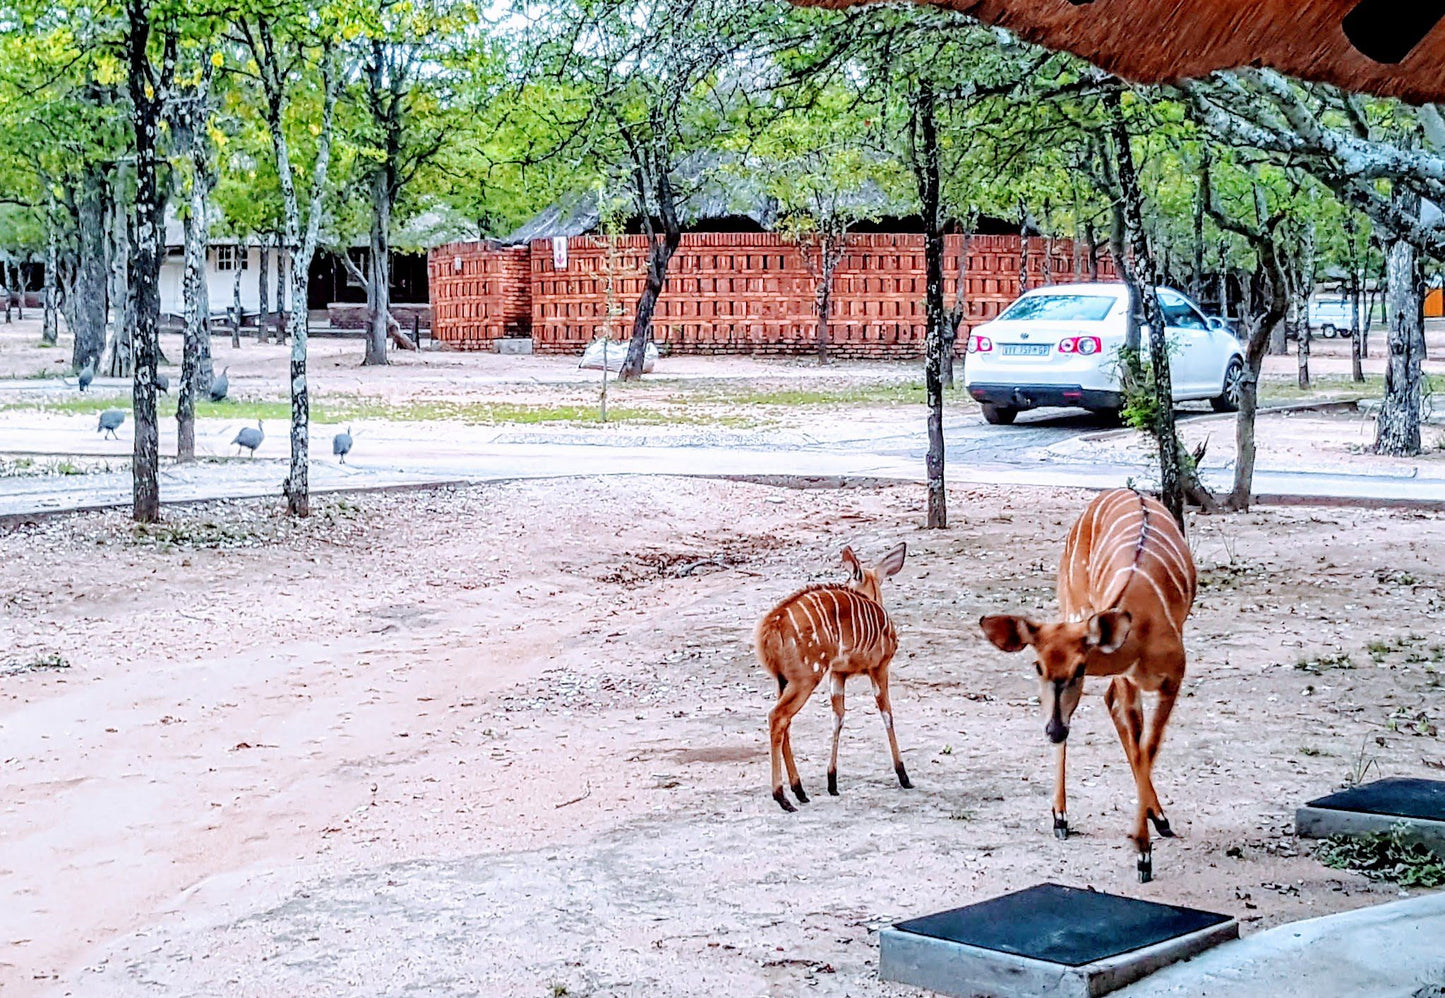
[
  {"x1": 962, "y1": 283, "x2": 1246, "y2": 425},
  {"x1": 1307, "y1": 295, "x2": 1354, "y2": 338}
]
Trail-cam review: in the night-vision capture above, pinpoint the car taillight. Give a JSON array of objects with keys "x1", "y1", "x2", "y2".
[
  {"x1": 1057, "y1": 336, "x2": 1102, "y2": 356},
  {"x1": 968, "y1": 335, "x2": 993, "y2": 353}
]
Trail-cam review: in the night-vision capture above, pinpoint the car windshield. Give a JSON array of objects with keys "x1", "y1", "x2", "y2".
[{"x1": 999, "y1": 294, "x2": 1117, "y2": 323}]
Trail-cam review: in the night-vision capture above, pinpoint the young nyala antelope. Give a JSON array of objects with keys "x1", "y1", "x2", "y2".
[{"x1": 756, "y1": 543, "x2": 910, "y2": 812}]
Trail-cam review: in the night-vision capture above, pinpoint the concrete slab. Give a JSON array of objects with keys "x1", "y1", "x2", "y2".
[
  {"x1": 1114, "y1": 893, "x2": 1445, "y2": 998},
  {"x1": 1296, "y1": 778, "x2": 1445, "y2": 857},
  {"x1": 492, "y1": 337, "x2": 533, "y2": 355},
  {"x1": 879, "y1": 884, "x2": 1237, "y2": 998}
]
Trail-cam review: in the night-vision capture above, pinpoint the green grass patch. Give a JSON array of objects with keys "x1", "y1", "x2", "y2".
[
  {"x1": 0, "y1": 456, "x2": 118, "y2": 478},
  {"x1": 1295, "y1": 651, "x2": 1356, "y2": 674},
  {"x1": 0, "y1": 395, "x2": 710, "y2": 426},
  {"x1": 1315, "y1": 824, "x2": 1445, "y2": 888},
  {"x1": 1257, "y1": 374, "x2": 1383, "y2": 404},
  {"x1": 1, "y1": 651, "x2": 70, "y2": 675},
  {"x1": 707, "y1": 382, "x2": 932, "y2": 407},
  {"x1": 1367, "y1": 633, "x2": 1429, "y2": 664}
]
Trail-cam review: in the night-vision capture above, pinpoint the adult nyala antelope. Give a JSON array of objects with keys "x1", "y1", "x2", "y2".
[
  {"x1": 981, "y1": 489, "x2": 1196, "y2": 882},
  {"x1": 757, "y1": 543, "x2": 910, "y2": 812}
]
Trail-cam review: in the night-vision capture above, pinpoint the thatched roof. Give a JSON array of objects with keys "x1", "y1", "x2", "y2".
[
  {"x1": 501, "y1": 152, "x2": 1029, "y2": 244},
  {"x1": 797, "y1": 0, "x2": 1445, "y2": 104}
]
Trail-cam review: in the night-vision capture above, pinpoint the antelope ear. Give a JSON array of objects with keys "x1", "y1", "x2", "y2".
[
  {"x1": 840, "y1": 546, "x2": 863, "y2": 581},
  {"x1": 877, "y1": 542, "x2": 908, "y2": 577},
  {"x1": 1086, "y1": 610, "x2": 1132, "y2": 654},
  {"x1": 980, "y1": 615, "x2": 1038, "y2": 653}
]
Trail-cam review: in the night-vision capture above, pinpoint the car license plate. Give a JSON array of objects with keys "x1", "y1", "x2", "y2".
[{"x1": 1002, "y1": 343, "x2": 1051, "y2": 357}]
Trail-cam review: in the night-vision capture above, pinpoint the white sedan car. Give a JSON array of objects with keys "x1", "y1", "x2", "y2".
[{"x1": 962, "y1": 283, "x2": 1246, "y2": 425}]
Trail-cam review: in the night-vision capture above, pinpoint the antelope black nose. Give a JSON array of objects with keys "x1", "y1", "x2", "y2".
[{"x1": 1046, "y1": 720, "x2": 1069, "y2": 744}]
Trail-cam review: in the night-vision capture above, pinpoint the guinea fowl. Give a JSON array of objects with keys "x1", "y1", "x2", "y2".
[
  {"x1": 209, "y1": 367, "x2": 229, "y2": 402},
  {"x1": 332, "y1": 427, "x2": 353, "y2": 464},
  {"x1": 231, "y1": 419, "x2": 263, "y2": 456},
  {"x1": 77, "y1": 361, "x2": 94, "y2": 392},
  {"x1": 155, "y1": 372, "x2": 170, "y2": 394},
  {"x1": 96, "y1": 409, "x2": 126, "y2": 440}
]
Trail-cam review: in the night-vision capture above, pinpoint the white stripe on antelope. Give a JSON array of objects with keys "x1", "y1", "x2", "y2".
[
  {"x1": 980, "y1": 489, "x2": 1197, "y2": 883},
  {"x1": 756, "y1": 543, "x2": 909, "y2": 811}
]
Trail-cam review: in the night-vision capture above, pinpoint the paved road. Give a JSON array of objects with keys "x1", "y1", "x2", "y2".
[{"x1": 2, "y1": 403, "x2": 1442, "y2": 518}]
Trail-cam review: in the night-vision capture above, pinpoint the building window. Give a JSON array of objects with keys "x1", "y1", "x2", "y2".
[
  {"x1": 215, "y1": 245, "x2": 248, "y2": 272},
  {"x1": 345, "y1": 250, "x2": 367, "y2": 287}
]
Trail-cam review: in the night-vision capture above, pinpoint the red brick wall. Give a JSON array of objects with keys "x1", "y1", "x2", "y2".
[
  {"x1": 429, "y1": 232, "x2": 1112, "y2": 357},
  {"x1": 428, "y1": 241, "x2": 531, "y2": 348}
]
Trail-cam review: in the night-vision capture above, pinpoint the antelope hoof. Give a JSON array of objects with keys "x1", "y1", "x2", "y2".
[
  {"x1": 773, "y1": 787, "x2": 797, "y2": 813},
  {"x1": 827, "y1": 771, "x2": 839, "y2": 796},
  {"x1": 1137, "y1": 849, "x2": 1153, "y2": 883},
  {"x1": 896, "y1": 763, "x2": 913, "y2": 789},
  {"x1": 1148, "y1": 812, "x2": 1175, "y2": 838},
  {"x1": 1053, "y1": 812, "x2": 1070, "y2": 840},
  {"x1": 791, "y1": 781, "x2": 809, "y2": 804}
]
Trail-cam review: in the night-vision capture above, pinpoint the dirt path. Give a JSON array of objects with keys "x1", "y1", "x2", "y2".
[{"x1": 2, "y1": 478, "x2": 1443, "y2": 996}]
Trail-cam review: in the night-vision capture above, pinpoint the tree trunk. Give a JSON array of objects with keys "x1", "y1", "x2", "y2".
[
  {"x1": 1018, "y1": 206, "x2": 1030, "y2": 294},
  {"x1": 363, "y1": 165, "x2": 393, "y2": 366},
  {"x1": 814, "y1": 250, "x2": 834, "y2": 365},
  {"x1": 69, "y1": 164, "x2": 108, "y2": 373},
  {"x1": 1363, "y1": 287, "x2": 1376, "y2": 359},
  {"x1": 1231, "y1": 365, "x2": 1260, "y2": 510},
  {"x1": 1105, "y1": 198, "x2": 1142, "y2": 360},
  {"x1": 362, "y1": 38, "x2": 400, "y2": 367},
  {"x1": 286, "y1": 259, "x2": 310, "y2": 514},
  {"x1": 1351, "y1": 271, "x2": 1364, "y2": 384},
  {"x1": 1085, "y1": 219, "x2": 1100, "y2": 281},
  {"x1": 3, "y1": 260, "x2": 13, "y2": 323},
  {"x1": 257, "y1": 235, "x2": 270, "y2": 343},
  {"x1": 127, "y1": 2, "x2": 166, "y2": 523},
  {"x1": 43, "y1": 203, "x2": 59, "y2": 346},
  {"x1": 1296, "y1": 225, "x2": 1314, "y2": 390},
  {"x1": 1216, "y1": 217, "x2": 1290, "y2": 510},
  {"x1": 917, "y1": 81, "x2": 947, "y2": 529},
  {"x1": 1192, "y1": 174, "x2": 1206, "y2": 302},
  {"x1": 943, "y1": 230, "x2": 972, "y2": 389},
  {"x1": 258, "y1": 42, "x2": 338, "y2": 517},
  {"x1": 1041, "y1": 200, "x2": 1054, "y2": 287},
  {"x1": 103, "y1": 186, "x2": 135, "y2": 379},
  {"x1": 620, "y1": 230, "x2": 678, "y2": 380},
  {"x1": 179, "y1": 119, "x2": 214, "y2": 462},
  {"x1": 1268, "y1": 304, "x2": 1289, "y2": 354},
  {"x1": 231, "y1": 236, "x2": 245, "y2": 348},
  {"x1": 1296, "y1": 320, "x2": 1311, "y2": 389},
  {"x1": 277, "y1": 243, "x2": 291, "y2": 344},
  {"x1": 1375, "y1": 211, "x2": 1425, "y2": 456},
  {"x1": 1073, "y1": 215, "x2": 1085, "y2": 280},
  {"x1": 1110, "y1": 85, "x2": 1186, "y2": 531},
  {"x1": 1216, "y1": 247, "x2": 1229, "y2": 320}
]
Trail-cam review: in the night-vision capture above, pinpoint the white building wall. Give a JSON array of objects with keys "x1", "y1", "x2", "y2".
[{"x1": 158, "y1": 245, "x2": 285, "y2": 316}]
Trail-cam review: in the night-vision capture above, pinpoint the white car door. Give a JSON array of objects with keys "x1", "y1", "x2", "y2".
[{"x1": 1158, "y1": 291, "x2": 1213, "y2": 398}]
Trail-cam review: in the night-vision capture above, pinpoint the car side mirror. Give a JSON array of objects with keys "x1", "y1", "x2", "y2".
[{"x1": 1206, "y1": 317, "x2": 1226, "y2": 331}]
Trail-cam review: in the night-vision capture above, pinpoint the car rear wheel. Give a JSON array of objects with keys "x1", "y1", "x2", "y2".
[
  {"x1": 981, "y1": 403, "x2": 1019, "y2": 425},
  {"x1": 1211, "y1": 358, "x2": 1245, "y2": 413},
  {"x1": 1319, "y1": 324, "x2": 1337, "y2": 339}
]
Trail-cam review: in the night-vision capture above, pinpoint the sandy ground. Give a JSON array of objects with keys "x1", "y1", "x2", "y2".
[
  {"x1": 1046, "y1": 408, "x2": 1445, "y2": 482},
  {"x1": 4, "y1": 318, "x2": 1443, "y2": 407},
  {"x1": 0, "y1": 320, "x2": 924, "y2": 407},
  {"x1": 3, "y1": 477, "x2": 1443, "y2": 996}
]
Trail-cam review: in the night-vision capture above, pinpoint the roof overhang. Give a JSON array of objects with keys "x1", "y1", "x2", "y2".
[{"x1": 792, "y1": 0, "x2": 1445, "y2": 104}]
